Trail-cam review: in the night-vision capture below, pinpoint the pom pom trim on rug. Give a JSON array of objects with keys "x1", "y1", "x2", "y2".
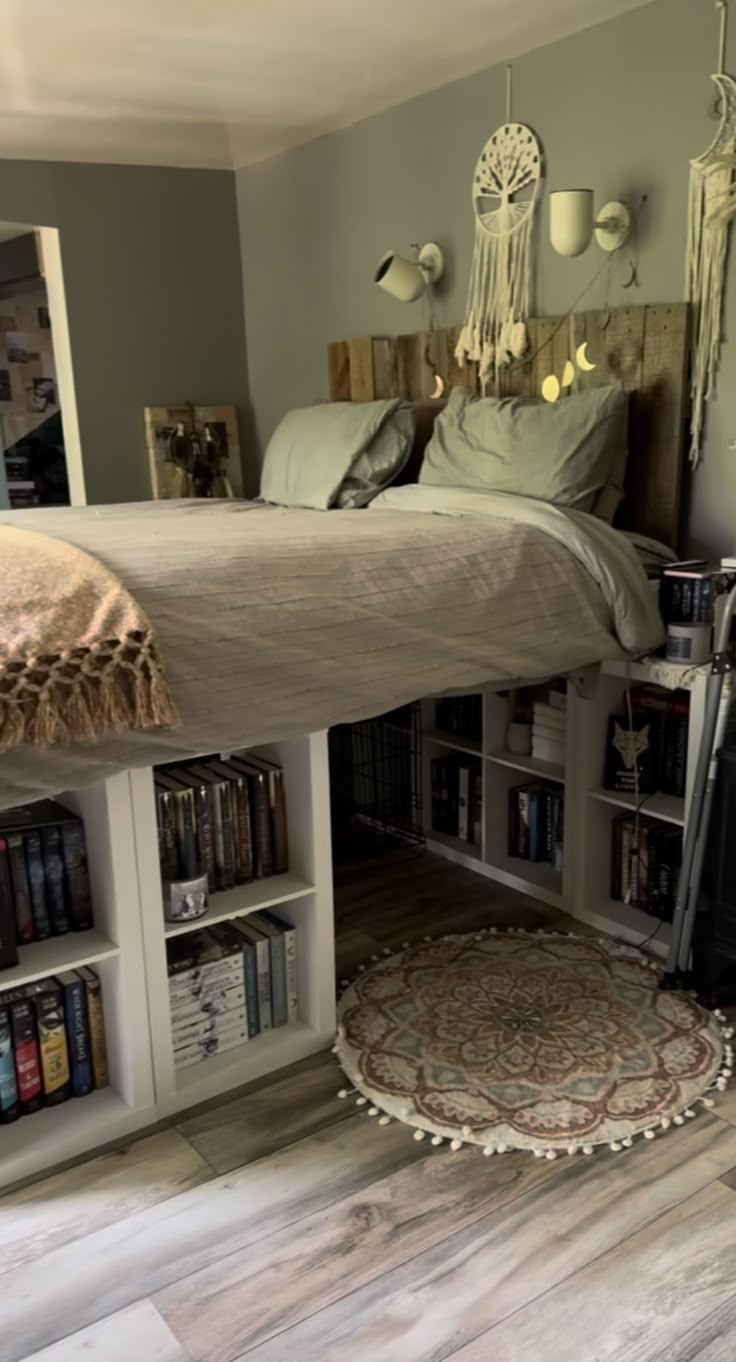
[{"x1": 332, "y1": 928, "x2": 732, "y2": 1159}]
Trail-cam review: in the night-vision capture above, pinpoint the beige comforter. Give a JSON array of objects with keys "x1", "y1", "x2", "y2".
[{"x1": 0, "y1": 495, "x2": 663, "y2": 808}]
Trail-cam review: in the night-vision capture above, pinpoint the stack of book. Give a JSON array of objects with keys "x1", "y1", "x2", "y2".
[
  {"x1": 508, "y1": 782, "x2": 564, "y2": 869},
  {"x1": 0, "y1": 967, "x2": 109, "y2": 1123},
  {"x1": 604, "y1": 686, "x2": 689, "y2": 799},
  {"x1": 659, "y1": 561, "x2": 724, "y2": 626},
  {"x1": 167, "y1": 911, "x2": 298, "y2": 1070},
  {"x1": 0, "y1": 801, "x2": 94, "y2": 970},
  {"x1": 5, "y1": 452, "x2": 41, "y2": 510},
  {"x1": 434, "y1": 696, "x2": 482, "y2": 744},
  {"x1": 531, "y1": 691, "x2": 566, "y2": 768},
  {"x1": 610, "y1": 814, "x2": 681, "y2": 920},
  {"x1": 430, "y1": 755, "x2": 482, "y2": 846},
  {"x1": 155, "y1": 752, "x2": 288, "y2": 894}
]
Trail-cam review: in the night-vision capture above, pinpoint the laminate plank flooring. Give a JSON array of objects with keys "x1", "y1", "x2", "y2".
[
  {"x1": 6, "y1": 842, "x2": 736, "y2": 1362},
  {"x1": 0, "y1": 1129, "x2": 212, "y2": 1277},
  {"x1": 20, "y1": 1301, "x2": 189, "y2": 1362},
  {"x1": 224, "y1": 1116, "x2": 736, "y2": 1362}
]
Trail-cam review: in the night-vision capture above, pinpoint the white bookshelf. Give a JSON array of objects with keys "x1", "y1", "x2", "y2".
[
  {"x1": 0, "y1": 732, "x2": 336, "y2": 1188},
  {"x1": 421, "y1": 660, "x2": 709, "y2": 956}
]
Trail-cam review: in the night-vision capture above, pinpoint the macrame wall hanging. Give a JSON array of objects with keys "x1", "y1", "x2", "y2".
[
  {"x1": 686, "y1": 0, "x2": 736, "y2": 466},
  {"x1": 455, "y1": 66, "x2": 542, "y2": 390}
]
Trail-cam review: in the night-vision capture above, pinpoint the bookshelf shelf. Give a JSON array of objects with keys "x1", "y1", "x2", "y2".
[
  {"x1": 425, "y1": 830, "x2": 483, "y2": 865},
  {"x1": 424, "y1": 729, "x2": 482, "y2": 757},
  {"x1": 486, "y1": 751, "x2": 565, "y2": 783},
  {"x1": 587, "y1": 787, "x2": 685, "y2": 827},
  {"x1": 1, "y1": 928, "x2": 119, "y2": 989},
  {"x1": 162, "y1": 873, "x2": 314, "y2": 939},
  {"x1": 0, "y1": 1088, "x2": 150, "y2": 1187}
]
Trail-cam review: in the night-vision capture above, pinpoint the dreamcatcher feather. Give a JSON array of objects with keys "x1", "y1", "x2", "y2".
[
  {"x1": 686, "y1": 18, "x2": 736, "y2": 465},
  {"x1": 455, "y1": 121, "x2": 542, "y2": 389}
]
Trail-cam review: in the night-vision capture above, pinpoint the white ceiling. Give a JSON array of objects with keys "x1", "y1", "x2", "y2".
[{"x1": 0, "y1": 0, "x2": 653, "y2": 171}]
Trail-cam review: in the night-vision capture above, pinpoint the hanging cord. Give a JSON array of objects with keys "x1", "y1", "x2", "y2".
[
  {"x1": 717, "y1": 0, "x2": 728, "y2": 76},
  {"x1": 506, "y1": 64, "x2": 513, "y2": 122}
]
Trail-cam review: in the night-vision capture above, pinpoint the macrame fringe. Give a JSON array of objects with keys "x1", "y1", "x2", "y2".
[
  {"x1": 455, "y1": 212, "x2": 532, "y2": 390},
  {"x1": 334, "y1": 927, "x2": 731, "y2": 1160},
  {"x1": 0, "y1": 633, "x2": 179, "y2": 753}
]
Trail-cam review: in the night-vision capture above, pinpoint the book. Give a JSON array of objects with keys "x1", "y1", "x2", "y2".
[
  {"x1": 660, "y1": 563, "x2": 722, "y2": 624},
  {"x1": 35, "y1": 984, "x2": 72, "y2": 1105},
  {"x1": 10, "y1": 997, "x2": 43, "y2": 1114},
  {"x1": 604, "y1": 713, "x2": 655, "y2": 795},
  {"x1": 163, "y1": 769, "x2": 217, "y2": 893},
  {"x1": 233, "y1": 919, "x2": 272, "y2": 1032},
  {"x1": 238, "y1": 754, "x2": 289, "y2": 875},
  {"x1": 0, "y1": 1005, "x2": 20, "y2": 1123},
  {"x1": 202, "y1": 761, "x2": 254, "y2": 884},
  {"x1": 154, "y1": 785, "x2": 179, "y2": 883},
  {"x1": 532, "y1": 702, "x2": 566, "y2": 731},
  {"x1": 172, "y1": 1007, "x2": 248, "y2": 1046},
  {"x1": 249, "y1": 912, "x2": 287, "y2": 1028},
  {"x1": 225, "y1": 920, "x2": 260, "y2": 1037},
  {"x1": 531, "y1": 735, "x2": 565, "y2": 766},
  {"x1": 187, "y1": 766, "x2": 236, "y2": 890},
  {"x1": 620, "y1": 819, "x2": 634, "y2": 906},
  {"x1": 24, "y1": 831, "x2": 51, "y2": 940},
  {"x1": 457, "y1": 763, "x2": 470, "y2": 842},
  {"x1": 41, "y1": 825, "x2": 70, "y2": 935},
  {"x1": 7, "y1": 832, "x2": 34, "y2": 944},
  {"x1": 60, "y1": 822, "x2": 94, "y2": 931},
  {"x1": 171, "y1": 983, "x2": 246, "y2": 1024},
  {"x1": 611, "y1": 813, "x2": 626, "y2": 900},
  {"x1": 531, "y1": 722, "x2": 566, "y2": 743},
  {"x1": 57, "y1": 971, "x2": 94, "y2": 1097},
  {"x1": 226, "y1": 757, "x2": 273, "y2": 878},
  {"x1": 0, "y1": 838, "x2": 19, "y2": 969},
  {"x1": 75, "y1": 966, "x2": 109, "y2": 1088},
  {"x1": 174, "y1": 1026, "x2": 248, "y2": 1069},
  {"x1": 470, "y1": 769, "x2": 483, "y2": 848},
  {"x1": 261, "y1": 911, "x2": 298, "y2": 1023}
]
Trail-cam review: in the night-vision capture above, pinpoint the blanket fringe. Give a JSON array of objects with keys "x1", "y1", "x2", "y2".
[{"x1": 0, "y1": 632, "x2": 179, "y2": 754}]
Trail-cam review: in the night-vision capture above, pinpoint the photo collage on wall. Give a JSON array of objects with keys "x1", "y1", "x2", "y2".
[{"x1": 0, "y1": 289, "x2": 58, "y2": 452}]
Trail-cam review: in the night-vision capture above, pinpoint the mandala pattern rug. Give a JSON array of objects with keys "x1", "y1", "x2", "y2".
[{"x1": 335, "y1": 932, "x2": 727, "y2": 1154}]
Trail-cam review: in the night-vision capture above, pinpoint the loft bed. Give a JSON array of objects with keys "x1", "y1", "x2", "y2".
[{"x1": 0, "y1": 302, "x2": 689, "y2": 812}]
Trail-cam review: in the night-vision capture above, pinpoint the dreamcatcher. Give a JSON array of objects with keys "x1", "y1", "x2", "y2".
[
  {"x1": 455, "y1": 67, "x2": 542, "y2": 389},
  {"x1": 686, "y1": 1, "x2": 736, "y2": 466}
]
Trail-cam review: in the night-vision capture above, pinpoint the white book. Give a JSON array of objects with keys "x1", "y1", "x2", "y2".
[
  {"x1": 170, "y1": 984, "x2": 245, "y2": 1023},
  {"x1": 174, "y1": 1028, "x2": 248, "y2": 1068},
  {"x1": 532, "y1": 722, "x2": 566, "y2": 743},
  {"x1": 173, "y1": 1007, "x2": 248, "y2": 1045},
  {"x1": 532, "y1": 702, "x2": 566, "y2": 730},
  {"x1": 532, "y1": 737, "x2": 565, "y2": 766},
  {"x1": 168, "y1": 957, "x2": 244, "y2": 996},
  {"x1": 548, "y1": 691, "x2": 567, "y2": 711}
]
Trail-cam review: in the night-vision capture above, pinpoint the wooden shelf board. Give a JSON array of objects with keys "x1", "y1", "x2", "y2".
[
  {"x1": 163, "y1": 874, "x2": 314, "y2": 939},
  {"x1": 600, "y1": 657, "x2": 707, "y2": 690},
  {"x1": 486, "y1": 751, "x2": 565, "y2": 783},
  {"x1": 588, "y1": 788, "x2": 684, "y2": 827},
  {"x1": 0, "y1": 929, "x2": 119, "y2": 990},
  {"x1": 169, "y1": 1020, "x2": 330, "y2": 1111},
  {"x1": 488, "y1": 851, "x2": 563, "y2": 898},
  {"x1": 425, "y1": 730, "x2": 482, "y2": 757},
  {"x1": 0, "y1": 1088, "x2": 151, "y2": 1190}
]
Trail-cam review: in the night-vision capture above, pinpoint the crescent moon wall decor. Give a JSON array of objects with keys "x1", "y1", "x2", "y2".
[
  {"x1": 455, "y1": 83, "x2": 543, "y2": 392},
  {"x1": 576, "y1": 342, "x2": 597, "y2": 372},
  {"x1": 686, "y1": 4, "x2": 736, "y2": 465}
]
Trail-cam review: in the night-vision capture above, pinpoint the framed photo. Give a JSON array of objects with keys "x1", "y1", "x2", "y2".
[{"x1": 144, "y1": 405, "x2": 243, "y2": 500}]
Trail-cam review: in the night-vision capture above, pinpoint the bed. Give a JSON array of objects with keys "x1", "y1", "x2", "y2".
[{"x1": 0, "y1": 302, "x2": 689, "y2": 810}]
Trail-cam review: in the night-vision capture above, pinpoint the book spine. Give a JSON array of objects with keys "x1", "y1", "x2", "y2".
[
  {"x1": 171, "y1": 985, "x2": 245, "y2": 1023},
  {"x1": 553, "y1": 793, "x2": 564, "y2": 872},
  {"x1": 242, "y1": 940, "x2": 260, "y2": 1037},
  {"x1": 8, "y1": 832, "x2": 35, "y2": 943},
  {"x1": 61, "y1": 822, "x2": 94, "y2": 931},
  {"x1": 528, "y1": 790, "x2": 541, "y2": 862},
  {"x1": 0, "y1": 838, "x2": 19, "y2": 969},
  {"x1": 10, "y1": 998, "x2": 43, "y2": 1113},
  {"x1": 188, "y1": 785, "x2": 216, "y2": 894},
  {"x1": 36, "y1": 988, "x2": 72, "y2": 1105},
  {"x1": 174, "y1": 1027, "x2": 247, "y2": 1069},
  {"x1": 269, "y1": 770, "x2": 289, "y2": 874},
  {"x1": 173, "y1": 1008, "x2": 248, "y2": 1045},
  {"x1": 252, "y1": 776, "x2": 273, "y2": 878},
  {"x1": 41, "y1": 826, "x2": 70, "y2": 935},
  {"x1": 621, "y1": 821, "x2": 633, "y2": 906},
  {"x1": 229, "y1": 778, "x2": 252, "y2": 884},
  {"x1": 83, "y1": 971, "x2": 109, "y2": 1089},
  {"x1": 637, "y1": 825, "x2": 651, "y2": 915},
  {"x1": 281, "y1": 924, "x2": 298, "y2": 1023},
  {"x1": 254, "y1": 936, "x2": 272, "y2": 1032},
  {"x1": 168, "y1": 957, "x2": 244, "y2": 994},
  {"x1": 175, "y1": 788, "x2": 200, "y2": 881},
  {"x1": 156, "y1": 789, "x2": 179, "y2": 882},
  {"x1": 471, "y1": 771, "x2": 483, "y2": 848},
  {"x1": 0, "y1": 1005, "x2": 20, "y2": 1123},
  {"x1": 218, "y1": 783, "x2": 237, "y2": 889},
  {"x1": 24, "y1": 831, "x2": 51, "y2": 940},
  {"x1": 457, "y1": 765, "x2": 470, "y2": 842},
  {"x1": 518, "y1": 789, "x2": 530, "y2": 859},
  {"x1": 62, "y1": 976, "x2": 95, "y2": 1097},
  {"x1": 268, "y1": 929, "x2": 287, "y2": 1028},
  {"x1": 611, "y1": 816, "x2": 623, "y2": 900}
]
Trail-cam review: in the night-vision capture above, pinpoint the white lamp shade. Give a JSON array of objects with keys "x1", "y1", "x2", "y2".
[
  {"x1": 374, "y1": 251, "x2": 426, "y2": 303},
  {"x1": 550, "y1": 190, "x2": 594, "y2": 257}
]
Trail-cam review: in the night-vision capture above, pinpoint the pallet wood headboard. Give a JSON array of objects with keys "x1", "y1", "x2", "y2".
[{"x1": 327, "y1": 303, "x2": 690, "y2": 550}]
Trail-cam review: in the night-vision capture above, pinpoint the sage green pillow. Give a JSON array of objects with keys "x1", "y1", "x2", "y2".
[
  {"x1": 260, "y1": 398, "x2": 402, "y2": 510},
  {"x1": 419, "y1": 384, "x2": 627, "y2": 512},
  {"x1": 335, "y1": 404, "x2": 415, "y2": 508}
]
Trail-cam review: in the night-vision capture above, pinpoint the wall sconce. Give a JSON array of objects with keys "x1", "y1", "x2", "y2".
[
  {"x1": 374, "y1": 242, "x2": 445, "y2": 302},
  {"x1": 550, "y1": 190, "x2": 630, "y2": 257}
]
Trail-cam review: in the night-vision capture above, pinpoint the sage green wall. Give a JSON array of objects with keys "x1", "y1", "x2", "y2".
[
  {"x1": 0, "y1": 160, "x2": 249, "y2": 503},
  {"x1": 237, "y1": 0, "x2": 736, "y2": 555}
]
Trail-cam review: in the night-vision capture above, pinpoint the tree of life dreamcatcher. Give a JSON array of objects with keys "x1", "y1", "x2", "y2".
[{"x1": 455, "y1": 118, "x2": 542, "y2": 389}]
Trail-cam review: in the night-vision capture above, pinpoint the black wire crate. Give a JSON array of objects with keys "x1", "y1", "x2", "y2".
[{"x1": 329, "y1": 703, "x2": 423, "y2": 859}]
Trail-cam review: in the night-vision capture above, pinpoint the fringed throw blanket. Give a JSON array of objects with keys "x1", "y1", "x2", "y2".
[{"x1": 0, "y1": 524, "x2": 179, "y2": 754}]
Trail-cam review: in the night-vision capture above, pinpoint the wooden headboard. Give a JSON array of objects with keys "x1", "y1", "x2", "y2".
[{"x1": 327, "y1": 303, "x2": 690, "y2": 550}]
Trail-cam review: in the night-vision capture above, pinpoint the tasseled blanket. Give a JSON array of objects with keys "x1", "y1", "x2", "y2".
[{"x1": 0, "y1": 524, "x2": 179, "y2": 754}]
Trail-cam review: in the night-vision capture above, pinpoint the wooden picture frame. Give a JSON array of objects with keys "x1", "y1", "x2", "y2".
[{"x1": 144, "y1": 404, "x2": 243, "y2": 500}]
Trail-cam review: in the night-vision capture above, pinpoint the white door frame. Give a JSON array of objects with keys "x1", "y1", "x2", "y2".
[{"x1": 38, "y1": 226, "x2": 86, "y2": 507}]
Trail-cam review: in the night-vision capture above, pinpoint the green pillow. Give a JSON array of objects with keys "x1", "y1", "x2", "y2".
[
  {"x1": 335, "y1": 405, "x2": 415, "y2": 508},
  {"x1": 261, "y1": 398, "x2": 403, "y2": 510},
  {"x1": 419, "y1": 385, "x2": 627, "y2": 512}
]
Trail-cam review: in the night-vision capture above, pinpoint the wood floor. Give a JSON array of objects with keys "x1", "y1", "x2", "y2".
[{"x1": 4, "y1": 844, "x2": 736, "y2": 1362}]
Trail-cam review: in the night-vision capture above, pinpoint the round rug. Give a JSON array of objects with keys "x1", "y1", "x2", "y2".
[{"x1": 335, "y1": 931, "x2": 729, "y2": 1154}]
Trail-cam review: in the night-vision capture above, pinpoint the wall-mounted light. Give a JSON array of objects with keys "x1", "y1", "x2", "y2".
[
  {"x1": 550, "y1": 190, "x2": 630, "y2": 257},
  {"x1": 374, "y1": 242, "x2": 445, "y2": 302}
]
